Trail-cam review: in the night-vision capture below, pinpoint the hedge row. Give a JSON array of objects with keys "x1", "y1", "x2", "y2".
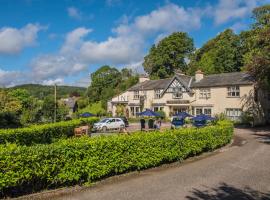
[
  {"x1": 0, "y1": 121, "x2": 233, "y2": 197},
  {"x1": 0, "y1": 117, "x2": 99, "y2": 146}
]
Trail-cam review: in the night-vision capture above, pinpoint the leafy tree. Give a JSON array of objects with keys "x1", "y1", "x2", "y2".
[
  {"x1": 87, "y1": 66, "x2": 138, "y2": 109},
  {"x1": 41, "y1": 96, "x2": 69, "y2": 122},
  {"x1": 0, "y1": 90, "x2": 22, "y2": 113},
  {"x1": 188, "y1": 29, "x2": 242, "y2": 75},
  {"x1": 143, "y1": 32, "x2": 194, "y2": 79},
  {"x1": 78, "y1": 101, "x2": 106, "y2": 116},
  {"x1": 0, "y1": 90, "x2": 22, "y2": 128},
  {"x1": 252, "y1": 4, "x2": 270, "y2": 28},
  {"x1": 8, "y1": 89, "x2": 32, "y2": 108}
]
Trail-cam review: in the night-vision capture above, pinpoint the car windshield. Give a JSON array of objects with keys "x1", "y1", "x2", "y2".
[{"x1": 99, "y1": 118, "x2": 109, "y2": 123}]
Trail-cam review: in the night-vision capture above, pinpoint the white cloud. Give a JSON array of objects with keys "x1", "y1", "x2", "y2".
[
  {"x1": 134, "y1": 4, "x2": 202, "y2": 34},
  {"x1": 42, "y1": 78, "x2": 64, "y2": 86},
  {"x1": 61, "y1": 27, "x2": 92, "y2": 54},
  {"x1": 67, "y1": 7, "x2": 82, "y2": 20},
  {"x1": 0, "y1": 69, "x2": 24, "y2": 87},
  {"x1": 213, "y1": 0, "x2": 260, "y2": 25},
  {"x1": 80, "y1": 3, "x2": 202, "y2": 65},
  {"x1": 30, "y1": 55, "x2": 87, "y2": 81},
  {"x1": 0, "y1": 23, "x2": 43, "y2": 54}
]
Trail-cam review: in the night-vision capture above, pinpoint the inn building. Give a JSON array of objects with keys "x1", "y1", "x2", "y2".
[{"x1": 107, "y1": 71, "x2": 270, "y2": 124}]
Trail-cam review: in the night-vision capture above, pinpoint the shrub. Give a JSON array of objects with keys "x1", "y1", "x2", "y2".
[
  {"x1": 0, "y1": 121, "x2": 233, "y2": 197},
  {"x1": 0, "y1": 117, "x2": 99, "y2": 146}
]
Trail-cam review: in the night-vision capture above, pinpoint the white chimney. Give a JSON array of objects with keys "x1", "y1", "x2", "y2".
[
  {"x1": 139, "y1": 74, "x2": 150, "y2": 83},
  {"x1": 195, "y1": 70, "x2": 204, "y2": 82}
]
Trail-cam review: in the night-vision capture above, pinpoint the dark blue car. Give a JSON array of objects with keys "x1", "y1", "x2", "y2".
[{"x1": 171, "y1": 117, "x2": 184, "y2": 129}]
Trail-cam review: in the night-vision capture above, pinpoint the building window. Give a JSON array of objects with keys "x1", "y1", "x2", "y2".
[
  {"x1": 226, "y1": 108, "x2": 242, "y2": 121},
  {"x1": 172, "y1": 88, "x2": 183, "y2": 99},
  {"x1": 133, "y1": 91, "x2": 139, "y2": 100},
  {"x1": 199, "y1": 88, "x2": 211, "y2": 99},
  {"x1": 204, "y1": 108, "x2": 212, "y2": 116},
  {"x1": 227, "y1": 86, "x2": 240, "y2": 97},
  {"x1": 142, "y1": 90, "x2": 147, "y2": 99},
  {"x1": 196, "y1": 108, "x2": 203, "y2": 115},
  {"x1": 195, "y1": 107, "x2": 212, "y2": 116},
  {"x1": 130, "y1": 106, "x2": 140, "y2": 116},
  {"x1": 154, "y1": 106, "x2": 164, "y2": 112},
  {"x1": 154, "y1": 89, "x2": 162, "y2": 99}
]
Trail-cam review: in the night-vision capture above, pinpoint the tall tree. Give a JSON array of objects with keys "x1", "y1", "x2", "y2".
[
  {"x1": 244, "y1": 5, "x2": 270, "y2": 87},
  {"x1": 188, "y1": 29, "x2": 243, "y2": 75},
  {"x1": 87, "y1": 66, "x2": 138, "y2": 109},
  {"x1": 143, "y1": 32, "x2": 194, "y2": 79},
  {"x1": 252, "y1": 4, "x2": 270, "y2": 28}
]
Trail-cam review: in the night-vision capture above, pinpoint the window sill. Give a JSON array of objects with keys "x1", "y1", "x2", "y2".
[{"x1": 226, "y1": 96, "x2": 240, "y2": 98}]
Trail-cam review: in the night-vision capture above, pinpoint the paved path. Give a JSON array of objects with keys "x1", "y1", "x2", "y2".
[{"x1": 52, "y1": 127, "x2": 270, "y2": 200}]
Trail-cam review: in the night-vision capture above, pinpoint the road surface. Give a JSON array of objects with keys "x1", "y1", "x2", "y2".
[{"x1": 32, "y1": 127, "x2": 270, "y2": 200}]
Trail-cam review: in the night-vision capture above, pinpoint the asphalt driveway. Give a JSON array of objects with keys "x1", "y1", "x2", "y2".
[{"x1": 26, "y1": 127, "x2": 270, "y2": 200}]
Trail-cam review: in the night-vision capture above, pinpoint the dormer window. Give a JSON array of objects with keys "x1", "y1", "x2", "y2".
[
  {"x1": 154, "y1": 89, "x2": 162, "y2": 99},
  {"x1": 172, "y1": 88, "x2": 183, "y2": 99},
  {"x1": 199, "y1": 88, "x2": 211, "y2": 99},
  {"x1": 133, "y1": 91, "x2": 139, "y2": 100},
  {"x1": 227, "y1": 86, "x2": 240, "y2": 97}
]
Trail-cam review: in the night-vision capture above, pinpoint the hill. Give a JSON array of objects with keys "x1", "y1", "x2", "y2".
[{"x1": 9, "y1": 84, "x2": 87, "y2": 99}]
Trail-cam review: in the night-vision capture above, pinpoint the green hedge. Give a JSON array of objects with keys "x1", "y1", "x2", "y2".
[
  {"x1": 0, "y1": 121, "x2": 233, "y2": 197},
  {"x1": 0, "y1": 117, "x2": 99, "y2": 146}
]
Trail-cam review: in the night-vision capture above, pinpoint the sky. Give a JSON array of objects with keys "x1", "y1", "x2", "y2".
[{"x1": 0, "y1": 0, "x2": 269, "y2": 87}]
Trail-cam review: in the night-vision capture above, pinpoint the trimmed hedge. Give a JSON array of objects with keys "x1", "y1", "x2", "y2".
[
  {"x1": 0, "y1": 117, "x2": 99, "y2": 146},
  {"x1": 0, "y1": 121, "x2": 233, "y2": 197}
]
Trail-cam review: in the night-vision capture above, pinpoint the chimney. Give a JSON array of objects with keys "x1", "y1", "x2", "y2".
[
  {"x1": 195, "y1": 70, "x2": 204, "y2": 82},
  {"x1": 139, "y1": 74, "x2": 150, "y2": 83}
]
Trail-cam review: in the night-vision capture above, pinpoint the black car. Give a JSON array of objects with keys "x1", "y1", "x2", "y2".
[{"x1": 118, "y1": 116, "x2": 129, "y2": 127}]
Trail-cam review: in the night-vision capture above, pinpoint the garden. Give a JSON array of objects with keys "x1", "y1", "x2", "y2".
[{"x1": 0, "y1": 119, "x2": 233, "y2": 198}]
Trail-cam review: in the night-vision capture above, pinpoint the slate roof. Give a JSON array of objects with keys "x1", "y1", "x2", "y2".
[
  {"x1": 128, "y1": 72, "x2": 254, "y2": 91},
  {"x1": 191, "y1": 72, "x2": 254, "y2": 88},
  {"x1": 128, "y1": 74, "x2": 192, "y2": 91}
]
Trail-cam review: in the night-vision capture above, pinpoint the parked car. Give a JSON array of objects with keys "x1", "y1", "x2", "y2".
[
  {"x1": 93, "y1": 118, "x2": 125, "y2": 132},
  {"x1": 171, "y1": 116, "x2": 184, "y2": 129}
]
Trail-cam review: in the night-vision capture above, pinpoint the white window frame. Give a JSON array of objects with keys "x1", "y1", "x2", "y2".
[
  {"x1": 227, "y1": 86, "x2": 240, "y2": 97},
  {"x1": 133, "y1": 91, "x2": 139, "y2": 100},
  {"x1": 195, "y1": 107, "x2": 212, "y2": 116},
  {"x1": 226, "y1": 108, "x2": 242, "y2": 121},
  {"x1": 154, "y1": 89, "x2": 162, "y2": 99},
  {"x1": 199, "y1": 88, "x2": 211, "y2": 99},
  {"x1": 172, "y1": 88, "x2": 183, "y2": 99},
  {"x1": 130, "y1": 106, "x2": 140, "y2": 116}
]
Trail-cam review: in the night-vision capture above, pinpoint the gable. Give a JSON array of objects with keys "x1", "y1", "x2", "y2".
[{"x1": 165, "y1": 78, "x2": 187, "y2": 93}]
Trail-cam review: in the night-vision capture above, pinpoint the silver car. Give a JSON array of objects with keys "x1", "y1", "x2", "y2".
[{"x1": 93, "y1": 118, "x2": 125, "y2": 132}]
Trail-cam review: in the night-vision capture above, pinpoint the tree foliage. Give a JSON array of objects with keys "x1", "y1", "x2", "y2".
[
  {"x1": 87, "y1": 66, "x2": 138, "y2": 109},
  {"x1": 188, "y1": 29, "x2": 243, "y2": 75},
  {"x1": 143, "y1": 32, "x2": 194, "y2": 79}
]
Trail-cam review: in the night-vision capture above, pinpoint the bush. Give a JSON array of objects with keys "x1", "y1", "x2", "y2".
[
  {"x1": 0, "y1": 121, "x2": 233, "y2": 197},
  {"x1": 0, "y1": 117, "x2": 99, "y2": 146}
]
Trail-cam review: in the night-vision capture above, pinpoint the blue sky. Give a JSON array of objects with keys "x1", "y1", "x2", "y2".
[{"x1": 0, "y1": 0, "x2": 269, "y2": 87}]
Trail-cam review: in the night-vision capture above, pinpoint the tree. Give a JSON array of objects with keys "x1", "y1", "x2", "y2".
[
  {"x1": 41, "y1": 96, "x2": 69, "y2": 122},
  {"x1": 244, "y1": 5, "x2": 270, "y2": 87},
  {"x1": 143, "y1": 32, "x2": 194, "y2": 79},
  {"x1": 245, "y1": 27, "x2": 270, "y2": 88},
  {"x1": 8, "y1": 89, "x2": 32, "y2": 108},
  {"x1": 252, "y1": 4, "x2": 270, "y2": 28},
  {"x1": 0, "y1": 89, "x2": 22, "y2": 128},
  {"x1": 188, "y1": 29, "x2": 243, "y2": 75},
  {"x1": 87, "y1": 66, "x2": 138, "y2": 110}
]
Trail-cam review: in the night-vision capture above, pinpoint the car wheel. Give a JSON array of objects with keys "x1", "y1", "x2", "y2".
[{"x1": 102, "y1": 126, "x2": 107, "y2": 132}]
